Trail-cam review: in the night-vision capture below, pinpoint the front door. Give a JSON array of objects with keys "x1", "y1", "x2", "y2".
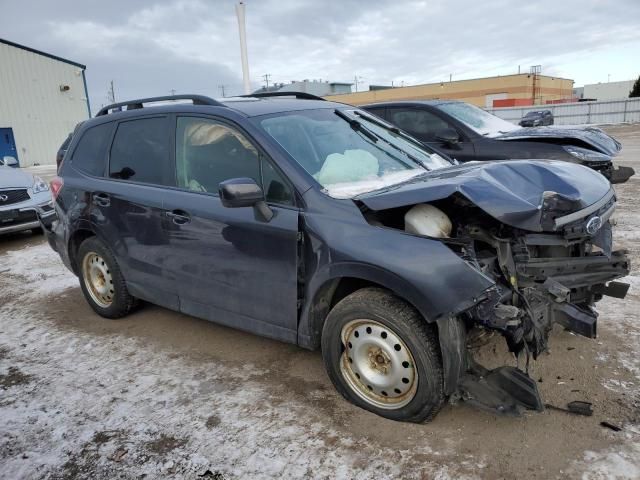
[
  {"x1": 162, "y1": 115, "x2": 300, "y2": 341},
  {"x1": 386, "y1": 107, "x2": 476, "y2": 162},
  {"x1": 0, "y1": 128, "x2": 19, "y2": 166}
]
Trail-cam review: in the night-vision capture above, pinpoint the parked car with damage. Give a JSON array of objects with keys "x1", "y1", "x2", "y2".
[
  {"x1": 0, "y1": 166, "x2": 55, "y2": 235},
  {"x1": 519, "y1": 109, "x2": 554, "y2": 127},
  {"x1": 45, "y1": 93, "x2": 630, "y2": 422},
  {"x1": 363, "y1": 100, "x2": 633, "y2": 184}
]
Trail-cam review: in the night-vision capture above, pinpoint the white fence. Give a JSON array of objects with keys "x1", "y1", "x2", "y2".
[{"x1": 486, "y1": 98, "x2": 640, "y2": 126}]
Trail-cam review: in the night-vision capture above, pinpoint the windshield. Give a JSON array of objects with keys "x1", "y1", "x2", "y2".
[
  {"x1": 525, "y1": 111, "x2": 543, "y2": 117},
  {"x1": 257, "y1": 108, "x2": 451, "y2": 198},
  {"x1": 436, "y1": 102, "x2": 519, "y2": 137}
]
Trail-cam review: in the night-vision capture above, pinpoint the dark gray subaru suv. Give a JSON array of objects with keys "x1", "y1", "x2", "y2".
[{"x1": 45, "y1": 93, "x2": 629, "y2": 422}]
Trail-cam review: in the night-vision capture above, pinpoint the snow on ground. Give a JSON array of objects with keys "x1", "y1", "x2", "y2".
[
  {"x1": 0, "y1": 243, "x2": 478, "y2": 479},
  {"x1": 569, "y1": 294, "x2": 640, "y2": 480},
  {"x1": 1, "y1": 243, "x2": 77, "y2": 299}
]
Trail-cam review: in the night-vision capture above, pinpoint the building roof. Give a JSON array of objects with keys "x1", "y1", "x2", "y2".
[{"x1": 0, "y1": 38, "x2": 86, "y2": 69}]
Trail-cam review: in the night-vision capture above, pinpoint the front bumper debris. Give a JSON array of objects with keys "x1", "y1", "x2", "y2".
[{"x1": 609, "y1": 165, "x2": 635, "y2": 184}]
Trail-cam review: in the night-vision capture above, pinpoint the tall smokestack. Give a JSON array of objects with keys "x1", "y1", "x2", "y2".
[{"x1": 235, "y1": 2, "x2": 251, "y2": 95}]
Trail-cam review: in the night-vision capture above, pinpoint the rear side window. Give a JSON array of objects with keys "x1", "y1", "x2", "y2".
[
  {"x1": 71, "y1": 123, "x2": 113, "y2": 176},
  {"x1": 109, "y1": 117, "x2": 173, "y2": 185},
  {"x1": 388, "y1": 109, "x2": 452, "y2": 142}
]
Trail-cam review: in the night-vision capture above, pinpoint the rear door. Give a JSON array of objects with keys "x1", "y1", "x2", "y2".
[
  {"x1": 161, "y1": 115, "x2": 300, "y2": 341},
  {"x1": 386, "y1": 107, "x2": 476, "y2": 161},
  {"x1": 89, "y1": 115, "x2": 179, "y2": 309}
]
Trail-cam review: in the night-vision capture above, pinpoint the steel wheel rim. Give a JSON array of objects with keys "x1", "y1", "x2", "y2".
[
  {"x1": 82, "y1": 252, "x2": 114, "y2": 308},
  {"x1": 339, "y1": 319, "x2": 418, "y2": 409}
]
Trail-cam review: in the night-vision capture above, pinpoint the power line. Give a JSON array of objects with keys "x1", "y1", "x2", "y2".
[
  {"x1": 354, "y1": 75, "x2": 364, "y2": 92},
  {"x1": 262, "y1": 73, "x2": 271, "y2": 89}
]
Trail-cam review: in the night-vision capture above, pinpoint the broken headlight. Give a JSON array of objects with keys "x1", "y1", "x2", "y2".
[
  {"x1": 540, "y1": 191, "x2": 583, "y2": 230},
  {"x1": 563, "y1": 145, "x2": 611, "y2": 163}
]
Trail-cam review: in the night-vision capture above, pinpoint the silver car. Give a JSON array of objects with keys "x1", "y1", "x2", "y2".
[{"x1": 0, "y1": 165, "x2": 55, "y2": 235}]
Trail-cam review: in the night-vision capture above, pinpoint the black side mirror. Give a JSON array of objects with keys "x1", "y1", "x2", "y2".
[
  {"x1": 435, "y1": 128, "x2": 460, "y2": 145},
  {"x1": 219, "y1": 177, "x2": 273, "y2": 221}
]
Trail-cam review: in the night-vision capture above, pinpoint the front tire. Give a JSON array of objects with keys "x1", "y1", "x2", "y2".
[
  {"x1": 321, "y1": 288, "x2": 444, "y2": 423},
  {"x1": 77, "y1": 237, "x2": 136, "y2": 319}
]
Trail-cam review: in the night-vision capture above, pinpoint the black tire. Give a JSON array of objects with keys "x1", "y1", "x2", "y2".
[
  {"x1": 77, "y1": 236, "x2": 136, "y2": 319},
  {"x1": 321, "y1": 287, "x2": 444, "y2": 423}
]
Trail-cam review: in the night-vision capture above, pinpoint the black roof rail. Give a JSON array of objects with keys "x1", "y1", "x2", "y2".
[
  {"x1": 95, "y1": 94, "x2": 225, "y2": 117},
  {"x1": 241, "y1": 91, "x2": 327, "y2": 101}
]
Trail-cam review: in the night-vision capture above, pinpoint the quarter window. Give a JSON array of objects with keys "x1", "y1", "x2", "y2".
[
  {"x1": 109, "y1": 117, "x2": 173, "y2": 185},
  {"x1": 71, "y1": 122, "x2": 113, "y2": 176}
]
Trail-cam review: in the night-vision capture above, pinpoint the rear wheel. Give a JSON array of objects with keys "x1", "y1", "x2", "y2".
[
  {"x1": 321, "y1": 288, "x2": 444, "y2": 423},
  {"x1": 77, "y1": 237, "x2": 136, "y2": 318}
]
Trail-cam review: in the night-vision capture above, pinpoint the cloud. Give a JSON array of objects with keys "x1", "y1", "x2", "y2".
[{"x1": 3, "y1": 0, "x2": 639, "y2": 113}]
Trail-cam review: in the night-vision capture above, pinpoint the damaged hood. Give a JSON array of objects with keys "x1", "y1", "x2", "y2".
[
  {"x1": 494, "y1": 126, "x2": 622, "y2": 157},
  {"x1": 356, "y1": 160, "x2": 612, "y2": 232}
]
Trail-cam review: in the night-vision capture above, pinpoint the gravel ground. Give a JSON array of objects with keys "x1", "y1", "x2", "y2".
[{"x1": 1, "y1": 124, "x2": 639, "y2": 479}]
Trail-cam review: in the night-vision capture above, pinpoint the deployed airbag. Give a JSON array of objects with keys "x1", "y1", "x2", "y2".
[{"x1": 314, "y1": 149, "x2": 379, "y2": 185}]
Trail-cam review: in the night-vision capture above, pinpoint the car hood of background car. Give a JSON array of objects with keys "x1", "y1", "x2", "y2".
[
  {"x1": 494, "y1": 126, "x2": 621, "y2": 156},
  {"x1": 0, "y1": 167, "x2": 34, "y2": 188},
  {"x1": 355, "y1": 160, "x2": 612, "y2": 232}
]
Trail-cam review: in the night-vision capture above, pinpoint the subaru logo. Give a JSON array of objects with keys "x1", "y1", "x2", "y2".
[
  {"x1": 0, "y1": 194, "x2": 8, "y2": 202},
  {"x1": 586, "y1": 216, "x2": 602, "y2": 235}
]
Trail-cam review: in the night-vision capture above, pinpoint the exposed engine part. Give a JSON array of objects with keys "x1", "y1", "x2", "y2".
[
  {"x1": 404, "y1": 203, "x2": 452, "y2": 238},
  {"x1": 361, "y1": 193, "x2": 630, "y2": 417}
]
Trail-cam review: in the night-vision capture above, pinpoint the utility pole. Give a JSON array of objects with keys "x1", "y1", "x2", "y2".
[
  {"x1": 108, "y1": 80, "x2": 116, "y2": 103},
  {"x1": 170, "y1": 89, "x2": 176, "y2": 96},
  {"x1": 449, "y1": 73, "x2": 452, "y2": 82},
  {"x1": 218, "y1": 85, "x2": 227, "y2": 97},
  {"x1": 354, "y1": 75, "x2": 363, "y2": 92},
  {"x1": 235, "y1": 2, "x2": 251, "y2": 95},
  {"x1": 262, "y1": 73, "x2": 271, "y2": 89}
]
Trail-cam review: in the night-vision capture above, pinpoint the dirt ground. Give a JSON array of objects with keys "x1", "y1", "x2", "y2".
[{"x1": 1, "y1": 125, "x2": 639, "y2": 479}]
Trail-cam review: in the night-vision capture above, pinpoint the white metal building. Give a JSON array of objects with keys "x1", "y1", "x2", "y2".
[
  {"x1": 582, "y1": 80, "x2": 635, "y2": 101},
  {"x1": 0, "y1": 38, "x2": 90, "y2": 167}
]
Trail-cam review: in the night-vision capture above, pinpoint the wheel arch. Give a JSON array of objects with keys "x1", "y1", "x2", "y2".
[
  {"x1": 67, "y1": 225, "x2": 97, "y2": 275},
  {"x1": 299, "y1": 263, "x2": 439, "y2": 351},
  {"x1": 299, "y1": 263, "x2": 467, "y2": 396}
]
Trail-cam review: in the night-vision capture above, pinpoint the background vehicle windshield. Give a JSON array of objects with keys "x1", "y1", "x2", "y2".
[
  {"x1": 436, "y1": 102, "x2": 520, "y2": 137},
  {"x1": 257, "y1": 108, "x2": 450, "y2": 198},
  {"x1": 525, "y1": 111, "x2": 543, "y2": 117}
]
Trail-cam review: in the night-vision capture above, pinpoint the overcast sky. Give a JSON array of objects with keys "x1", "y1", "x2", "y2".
[{"x1": 4, "y1": 0, "x2": 639, "y2": 113}]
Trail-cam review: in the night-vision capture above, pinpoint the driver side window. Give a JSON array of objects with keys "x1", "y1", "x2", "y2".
[
  {"x1": 175, "y1": 117, "x2": 293, "y2": 205},
  {"x1": 176, "y1": 117, "x2": 259, "y2": 193},
  {"x1": 388, "y1": 108, "x2": 452, "y2": 142}
]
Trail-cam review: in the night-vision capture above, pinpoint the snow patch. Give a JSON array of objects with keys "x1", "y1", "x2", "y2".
[{"x1": 2, "y1": 243, "x2": 77, "y2": 299}]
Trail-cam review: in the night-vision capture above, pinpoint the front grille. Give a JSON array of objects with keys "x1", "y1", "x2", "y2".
[
  {"x1": 0, "y1": 189, "x2": 30, "y2": 206},
  {"x1": 0, "y1": 209, "x2": 38, "y2": 227}
]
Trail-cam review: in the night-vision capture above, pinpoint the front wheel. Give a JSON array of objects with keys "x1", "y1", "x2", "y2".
[{"x1": 321, "y1": 288, "x2": 444, "y2": 423}]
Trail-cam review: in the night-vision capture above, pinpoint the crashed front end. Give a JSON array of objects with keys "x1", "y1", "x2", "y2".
[
  {"x1": 440, "y1": 189, "x2": 629, "y2": 413},
  {"x1": 358, "y1": 160, "x2": 630, "y2": 415},
  {"x1": 462, "y1": 187, "x2": 628, "y2": 358}
]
